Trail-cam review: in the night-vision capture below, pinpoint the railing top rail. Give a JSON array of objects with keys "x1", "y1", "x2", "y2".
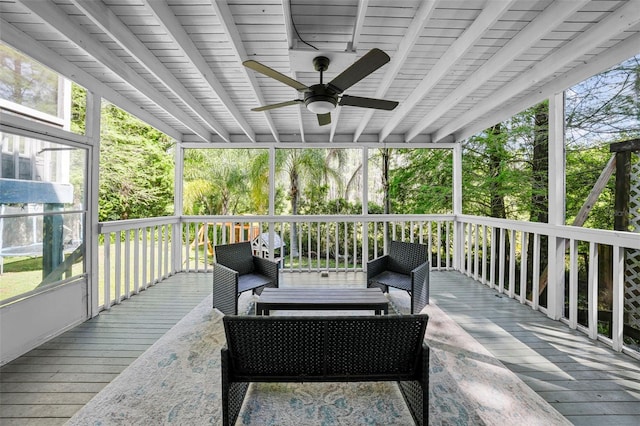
[
  {"x1": 180, "y1": 214, "x2": 455, "y2": 223},
  {"x1": 458, "y1": 214, "x2": 640, "y2": 249},
  {"x1": 98, "y1": 216, "x2": 180, "y2": 233}
]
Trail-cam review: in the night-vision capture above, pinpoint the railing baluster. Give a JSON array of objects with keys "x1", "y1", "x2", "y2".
[
  {"x1": 532, "y1": 232, "x2": 540, "y2": 309},
  {"x1": 588, "y1": 242, "x2": 598, "y2": 340},
  {"x1": 133, "y1": 228, "x2": 140, "y2": 294},
  {"x1": 142, "y1": 227, "x2": 148, "y2": 289},
  {"x1": 436, "y1": 222, "x2": 442, "y2": 270},
  {"x1": 569, "y1": 238, "x2": 578, "y2": 329},
  {"x1": 489, "y1": 226, "x2": 498, "y2": 288},
  {"x1": 482, "y1": 225, "x2": 487, "y2": 285},
  {"x1": 427, "y1": 221, "x2": 432, "y2": 269},
  {"x1": 466, "y1": 223, "x2": 472, "y2": 276},
  {"x1": 474, "y1": 224, "x2": 480, "y2": 281},
  {"x1": 445, "y1": 221, "x2": 450, "y2": 269},
  {"x1": 508, "y1": 229, "x2": 516, "y2": 298},
  {"x1": 150, "y1": 225, "x2": 156, "y2": 285},
  {"x1": 114, "y1": 231, "x2": 121, "y2": 304},
  {"x1": 498, "y1": 228, "x2": 506, "y2": 294},
  {"x1": 124, "y1": 229, "x2": 130, "y2": 298},
  {"x1": 103, "y1": 237, "x2": 111, "y2": 309},
  {"x1": 520, "y1": 231, "x2": 528, "y2": 304},
  {"x1": 612, "y1": 245, "x2": 625, "y2": 352}
]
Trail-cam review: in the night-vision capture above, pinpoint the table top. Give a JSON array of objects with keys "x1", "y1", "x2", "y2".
[{"x1": 257, "y1": 287, "x2": 388, "y2": 305}]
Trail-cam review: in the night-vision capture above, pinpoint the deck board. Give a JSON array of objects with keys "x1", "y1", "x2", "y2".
[
  {"x1": 1, "y1": 270, "x2": 639, "y2": 425},
  {"x1": 429, "y1": 271, "x2": 640, "y2": 426}
]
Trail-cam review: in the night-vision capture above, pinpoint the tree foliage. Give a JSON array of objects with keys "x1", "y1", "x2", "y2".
[
  {"x1": 97, "y1": 103, "x2": 174, "y2": 221},
  {"x1": 388, "y1": 149, "x2": 453, "y2": 214}
]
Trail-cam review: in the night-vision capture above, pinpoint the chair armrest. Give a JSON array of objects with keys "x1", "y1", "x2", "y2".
[
  {"x1": 252, "y1": 256, "x2": 279, "y2": 285},
  {"x1": 213, "y1": 263, "x2": 239, "y2": 315},
  {"x1": 367, "y1": 255, "x2": 389, "y2": 281},
  {"x1": 410, "y1": 261, "x2": 430, "y2": 314}
]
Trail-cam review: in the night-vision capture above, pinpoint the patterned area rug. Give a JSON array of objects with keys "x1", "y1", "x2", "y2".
[{"x1": 67, "y1": 291, "x2": 569, "y2": 425}]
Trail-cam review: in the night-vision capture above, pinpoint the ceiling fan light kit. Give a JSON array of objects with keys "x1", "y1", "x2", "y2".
[{"x1": 243, "y1": 48, "x2": 398, "y2": 126}]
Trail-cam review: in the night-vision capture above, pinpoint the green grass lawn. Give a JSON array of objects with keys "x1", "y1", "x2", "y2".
[{"x1": 0, "y1": 245, "x2": 359, "y2": 305}]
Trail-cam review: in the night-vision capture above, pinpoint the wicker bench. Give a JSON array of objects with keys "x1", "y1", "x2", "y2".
[{"x1": 221, "y1": 314, "x2": 430, "y2": 426}]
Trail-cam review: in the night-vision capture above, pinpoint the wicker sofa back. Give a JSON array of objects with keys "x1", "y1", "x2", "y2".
[{"x1": 221, "y1": 314, "x2": 430, "y2": 426}]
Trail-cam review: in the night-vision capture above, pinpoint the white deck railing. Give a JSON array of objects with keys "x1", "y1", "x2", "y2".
[
  {"x1": 456, "y1": 214, "x2": 640, "y2": 356},
  {"x1": 97, "y1": 214, "x2": 639, "y2": 356}
]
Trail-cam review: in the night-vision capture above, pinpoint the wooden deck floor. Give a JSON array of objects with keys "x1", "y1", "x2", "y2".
[{"x1": 1, "y1": 270, "x2": 639, "y2": 425}]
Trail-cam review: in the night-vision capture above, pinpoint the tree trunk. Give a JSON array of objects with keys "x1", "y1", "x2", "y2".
[
  {"x1": 381, "y1": 148, "x2": 392, "y2": 246},
  {"x1": 289, "y1": 170, "x2": 299, "y2": 257},
  {"x1": 487, "y1": 124, "x2": 509, "y2": 281},
  {"x1": 529, "y1": 102, "x2": 550, "y2": 297},
  {"x1": 488, "y1": 125, "x2": 507, "y2": 220}
]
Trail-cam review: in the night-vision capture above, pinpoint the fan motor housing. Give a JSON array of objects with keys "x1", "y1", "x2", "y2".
[{"x1": 304, "y1": 84, "x2": 338, "y2": 108}]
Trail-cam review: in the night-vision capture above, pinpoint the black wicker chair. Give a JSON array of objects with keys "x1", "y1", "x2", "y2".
[
  {"x1": 367, "y1": 240, "x2": 429, "y2": 314},
  {"x1": 221, "y1": 314, "x2": 430, "y2": 426},
  {"x1": 213, "y1": 241, "x2": 279, "y2": 315}
]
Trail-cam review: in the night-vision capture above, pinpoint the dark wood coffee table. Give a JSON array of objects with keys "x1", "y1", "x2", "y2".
[{"x1": 256, "y1": 287, "x2": 389, "y2": 315}]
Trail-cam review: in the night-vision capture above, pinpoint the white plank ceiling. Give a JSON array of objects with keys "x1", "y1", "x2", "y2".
[{"x1": 1, "y1": 0, "x2": 639, "y2": 145}]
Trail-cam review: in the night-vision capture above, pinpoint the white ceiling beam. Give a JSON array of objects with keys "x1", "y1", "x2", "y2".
[
  {"x1": 433, "y1": 0, "x2": 640, "y2": 144},
  {"x1": 332, "y1": 0, "x2": 370, "y2": 135},
  {"x1": 453, "y1": 29, "x2": 640, "y2": 143},
  {"x1": 329, "y1": 106, "x2": 342, "y2": 142},
  {"x1": 354, "y1": 0, "x2": 437, "y2": 142},
  {"x1": 282, "y1": 0, "x2": 305, "y2": 141},
  {"x1": 17, "y1": 0, "x2": 212, "y2": 142},
  {"x1": 378, "y1": 0, "x2": 513, "y2": 142},
  {"x1": 70, "y1": 0, "x2": 228, "y2": 141},
  {"x1": 282, "y1": 0, "x2": 295, "y2": 49},
  {"x1": 404, "y1": 0, "x2": 588, "y2": 142},
  {"x1": 143, "y1": 0, "x2": 253, "y2": 142},
  {"x1": 0, "y1": 19, "x2": 182, "y2": 141},
  {"x1": 210, "y1": 0, "x2": 281, "y2": 143},
  {"x1": 350, "y1": 0, "x2": 369, "y2": 51}
]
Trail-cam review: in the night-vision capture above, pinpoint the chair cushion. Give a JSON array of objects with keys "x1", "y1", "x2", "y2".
[
  {"x1": 215, "y1": 242, "x2": 255, "y2": 275},
  {"x1": 370, "y1": 270, "x2": 412, "y2": 292},
  {"x1": 238, "y1": 273, "x2": 273, "y2": 293}
]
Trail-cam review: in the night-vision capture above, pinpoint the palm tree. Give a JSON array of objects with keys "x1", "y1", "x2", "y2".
[
  {"x1": 276, "y1": 148, "x2": 342, "y2": 256},
  {"x1": 183, "y1": 149, "x2": 249, "y2": 215}
]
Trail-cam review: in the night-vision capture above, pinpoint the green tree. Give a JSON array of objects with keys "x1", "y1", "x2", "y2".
[
  {"x1": 98, "y1": 103, "x2": 174, "y2": 221},
  {"x1": 274, "y1": 148, "x2": 343, "y2": 255},
  {"x1": 389, "y1": 149, "x2": 453, "y2": 214},
  {"x1": 0, "y1": 43, "x2": 58, "y2": 115}
]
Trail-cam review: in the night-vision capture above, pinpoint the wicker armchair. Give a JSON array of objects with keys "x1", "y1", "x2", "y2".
[
  {"x1": 213, "y1": 241, "x2": 279, "y2": 315},
  {"x1": 367, "y1": 240, "x2": 429, "y2": 314}
]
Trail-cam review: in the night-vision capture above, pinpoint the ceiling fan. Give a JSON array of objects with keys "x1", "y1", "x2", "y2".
[{"x1": 243, "y1": 48, "x2": 399, "y2": 126}]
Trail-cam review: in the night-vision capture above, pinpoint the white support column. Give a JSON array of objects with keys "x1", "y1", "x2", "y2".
[
  {"x1": 173, "y1": 141, "x2": 184, "y2": 272},
  {"x1": 268, "y1": 146, "x2": 276, "y2": 260},
  {"x1": 85, "y1": 91, "x2": 101, "y2": 317},
  {"x1": 547, "y1": 92, "x2": 566, "y2": 320},
  {"x1": 452, "y1": 143, "x2": 463, "y2": 270},
  {"x1": 362, "y1": 147, "x2": 369, "y2": 265}
]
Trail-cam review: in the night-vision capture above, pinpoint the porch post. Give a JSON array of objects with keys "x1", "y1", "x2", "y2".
[
  {"x1": 362, "y1": 147, "x2": 369, "y2": 265},
  {"x1": 268, "y1": 146, "x2": 276, "y2": 260},
  {"x1": 86, "y1": 91, "x2": 101, "y2": 318},
  {"x1": 547, "y1": 92, "x2": 566, "y2": 320},
  {"x1": 452, "y1": 143, "x2": 463, "y2": 271},
  {"x1": 173, "y1": 141, "x2": 184, "y2": 272}
]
